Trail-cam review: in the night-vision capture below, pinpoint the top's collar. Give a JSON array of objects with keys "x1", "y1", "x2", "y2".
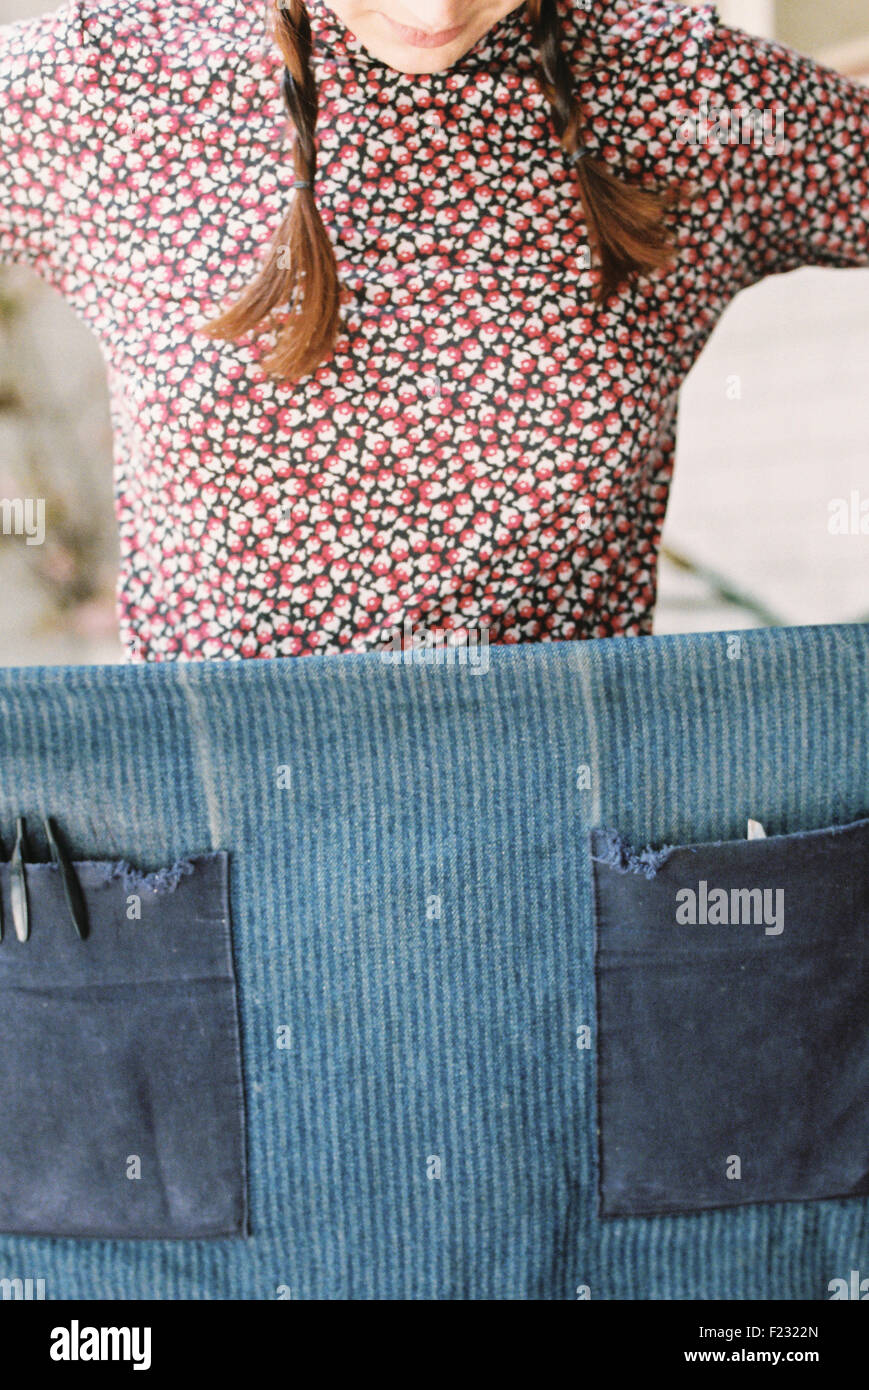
[
  {"x1": 194, "y1": 0, "x2": 550, "y2": 77},
  {"x1": 281, "y1": 1, "x2": 535, "y2": 74}
]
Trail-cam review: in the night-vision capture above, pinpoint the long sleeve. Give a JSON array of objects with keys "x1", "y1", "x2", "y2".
[
  {"x1": 0, "y1": 1, "x2": 92, "y2": 281},
  {"x1": 694, "y1": 7, "x2": 868, "y2": 283}
]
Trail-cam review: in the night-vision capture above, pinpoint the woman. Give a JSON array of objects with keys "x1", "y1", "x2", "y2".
[{"x1": 0, "y1": 0, "x2": 866, "y2": 660}]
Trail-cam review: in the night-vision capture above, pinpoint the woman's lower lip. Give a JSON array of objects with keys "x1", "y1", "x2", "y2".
[{"x1": 379, "y1": 14, "x2": 466, "y2": 48}]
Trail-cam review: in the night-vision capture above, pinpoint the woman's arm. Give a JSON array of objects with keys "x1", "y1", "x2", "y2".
[
  {"x1": 0, "y1": 1, "x2": 95, "y2": 280},
  {"x1": 695, "y1": 7, "x2": 868, "y2": 282}
]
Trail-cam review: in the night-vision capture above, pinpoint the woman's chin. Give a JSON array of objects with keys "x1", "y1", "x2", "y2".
[
  {"x1": 363, "y1": 38, "x2": 471, "y2": 74},
  {"x1": 360, "y1": 15, "x2": 478, "y2": 74}
]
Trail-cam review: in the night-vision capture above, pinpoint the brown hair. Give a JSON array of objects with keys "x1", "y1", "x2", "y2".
[{"x1": 200, "y1": 0, "x2": 676, "y2": 380}]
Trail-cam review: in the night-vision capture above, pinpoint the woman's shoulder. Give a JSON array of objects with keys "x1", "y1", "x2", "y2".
[
  {"x1": 562, "y1": 0, "x2": 720, "y2": 73},
  {"x1": 0, "y1": 0, "x2": 155, "y2": 84},
  {"x1": 0, "y1": 0, "x2": 246, "y2": 110},
  {"x1": 0, "y1": 0, "x2": 237, "y2": 70}
]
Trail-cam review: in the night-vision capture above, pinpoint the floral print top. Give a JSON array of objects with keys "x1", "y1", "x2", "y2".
[{"x1": 1, "y1": 0, "x2": 867, "y2": 659}]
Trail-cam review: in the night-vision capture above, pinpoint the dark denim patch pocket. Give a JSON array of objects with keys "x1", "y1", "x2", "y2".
[
  {"x1": 0, "y1": 851, "x2": 247, "y2": 1239},
  {"x1": 590, "y1": 817, "x2": 869, "y2": 1219}
]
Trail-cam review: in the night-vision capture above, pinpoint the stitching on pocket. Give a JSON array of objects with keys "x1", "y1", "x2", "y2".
[
  {"x1": 590, "y1": 816, "x2": 869, "y2": 1219},
  {"x1": 0, "y1": 851, "x2": 248, "y2": 1240}
]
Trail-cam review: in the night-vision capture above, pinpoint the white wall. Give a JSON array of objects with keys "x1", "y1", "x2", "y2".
[{"x1": 714, "y1": 0, "x2": 775, "y2": 37}]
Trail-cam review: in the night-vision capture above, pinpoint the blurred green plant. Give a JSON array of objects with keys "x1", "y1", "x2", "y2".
[{"x1": 0, "y1": 267, "x2": 118, "y2": 642}]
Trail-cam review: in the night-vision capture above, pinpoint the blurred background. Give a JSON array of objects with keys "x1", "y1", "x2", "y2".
[{"x1": 0, "y1": 0, "x2": 867, "y2": 664}]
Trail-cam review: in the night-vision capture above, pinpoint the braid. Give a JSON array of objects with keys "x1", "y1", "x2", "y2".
[
  {"x1": 200, "y1": 1, "x2": 342, "y2": 380},
  {"x1": 526, "y1": 0, "x2": 676, "y2": 297},
  {"x1": 202, "y1": 0, "x2": 675, "y2": 381}
]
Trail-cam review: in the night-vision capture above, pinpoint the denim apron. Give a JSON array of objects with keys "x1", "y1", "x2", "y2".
[{"x1": 0, "y1": 624, "x2": 866, "y2": 1299}]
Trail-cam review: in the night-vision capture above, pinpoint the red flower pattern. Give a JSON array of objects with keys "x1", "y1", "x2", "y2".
[{"x1": 0, "y1": 0, "x2": 866, "y2": 659}]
